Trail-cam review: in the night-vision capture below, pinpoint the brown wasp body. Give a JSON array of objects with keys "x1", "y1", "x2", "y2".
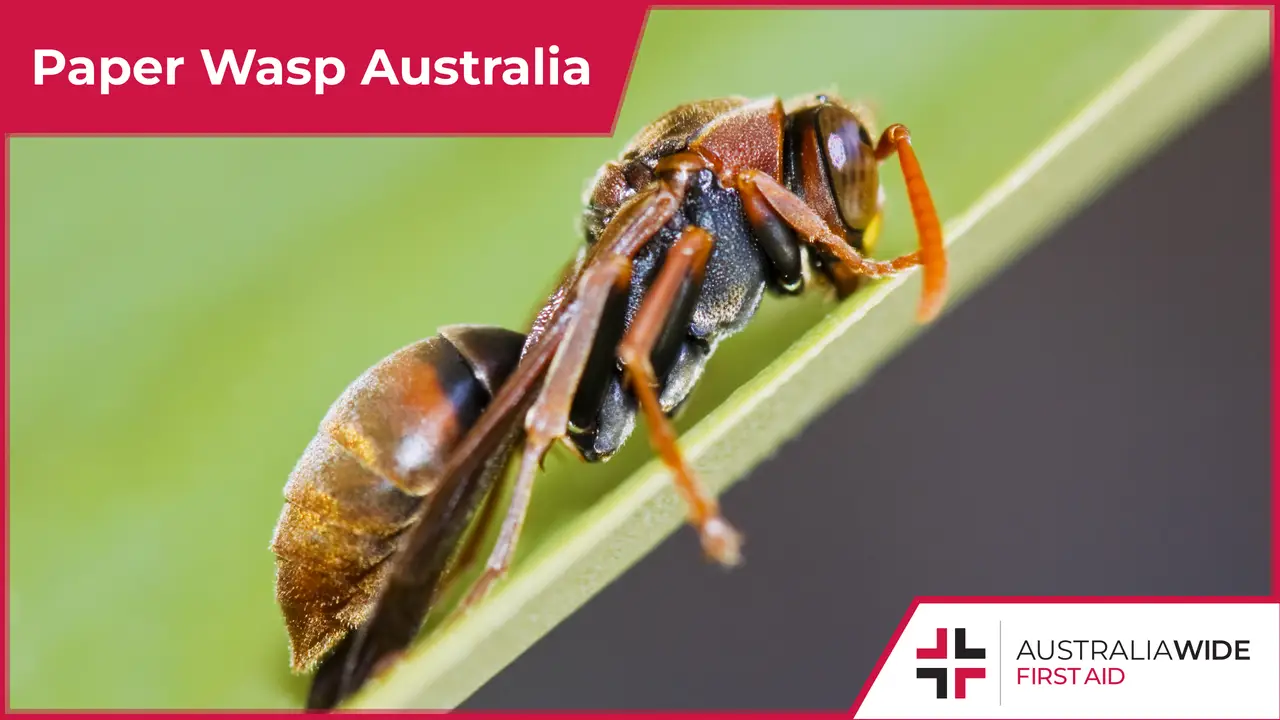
[{"x1": 271, "y1": 94, "x2": 947, "y2": 709}]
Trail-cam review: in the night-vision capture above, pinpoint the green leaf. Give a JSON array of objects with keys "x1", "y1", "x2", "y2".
[{"x1": 8, "y1": 8, "x2": 1267, "y2": 710}]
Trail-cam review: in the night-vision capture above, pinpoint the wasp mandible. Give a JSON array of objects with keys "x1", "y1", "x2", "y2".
[{"x1": 271, "y1": 93, "x2": 948, "y2": 709}]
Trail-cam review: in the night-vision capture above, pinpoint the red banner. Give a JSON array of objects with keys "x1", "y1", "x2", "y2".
[{"x1": 0, "y1": 0, "x2": 645, "y2": 134}]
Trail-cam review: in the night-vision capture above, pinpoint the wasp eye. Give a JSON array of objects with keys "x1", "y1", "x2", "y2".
[
  {"x1": 857, "y1": 123, "x2": 873, "y2": 147},
  {"x1": 815, "y1": 106, "x2": 879, "y2": 230}
]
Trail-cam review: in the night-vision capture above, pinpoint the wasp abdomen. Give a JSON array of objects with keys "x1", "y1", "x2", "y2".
[{"x1": 271, "y1": 325, "x2": 525, "y2": 672}]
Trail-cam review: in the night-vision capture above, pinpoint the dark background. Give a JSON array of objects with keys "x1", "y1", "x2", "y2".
[{"x1": 467, "y1": 69, "x2": 1272, "y2": 710}]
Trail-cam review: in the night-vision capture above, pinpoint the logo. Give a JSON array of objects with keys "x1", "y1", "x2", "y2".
[{"x1": 916, "y1": 627, "x2": 987, "y2": 699}]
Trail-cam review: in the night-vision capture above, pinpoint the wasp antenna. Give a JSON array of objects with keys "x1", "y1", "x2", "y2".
[{"x1": 875, "y1": 124, "x2": 947, "y2": 322}]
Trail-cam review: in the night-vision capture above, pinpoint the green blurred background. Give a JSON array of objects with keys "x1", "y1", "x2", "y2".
[{"x1": 10, "y1": 9, "x2": 1204, "y2": 708}]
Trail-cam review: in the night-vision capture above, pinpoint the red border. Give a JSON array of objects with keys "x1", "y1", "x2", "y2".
[
  {"x1": 2, "y1": 2, "x2": 1277, "y2": 718},
  {"x1": 1271, "y1": 0, "x2": 1280, "y2": 605}
]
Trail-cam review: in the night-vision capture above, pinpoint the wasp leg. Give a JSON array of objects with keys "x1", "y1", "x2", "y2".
[
  {"x1": 598, "y1": 152, "x2": 707, "y2": 258},
  {"x1": 617, "y1": 226, "x2": 743, "y2": 566},
  {"x1": 460, "y1": 254, "x2": 635, "y2": 610},
  {"x1": 455, "y1": 155, "x2": 712, "y2": 609},
  {"x1": 739, "y1": 170, "x2": 922, "y2": 277},
  {"x1": 437, "y1": 472, "x2": 505, "y2": 597},
  {"x1": 739, "y1": 160, "x2": 945, "y2": 322}
]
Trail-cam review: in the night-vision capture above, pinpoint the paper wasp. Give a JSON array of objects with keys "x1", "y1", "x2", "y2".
[{"x1": 271, "y1": 93, "x2": 947, "y2": 708}]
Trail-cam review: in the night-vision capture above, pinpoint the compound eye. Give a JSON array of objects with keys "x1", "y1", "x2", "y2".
[
  {"x1": 857, "y1": 123, "x2": 873, "y2": 146},
  {"x1": 816, "y1": 106, "x2": 878, "y2": 230}
]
